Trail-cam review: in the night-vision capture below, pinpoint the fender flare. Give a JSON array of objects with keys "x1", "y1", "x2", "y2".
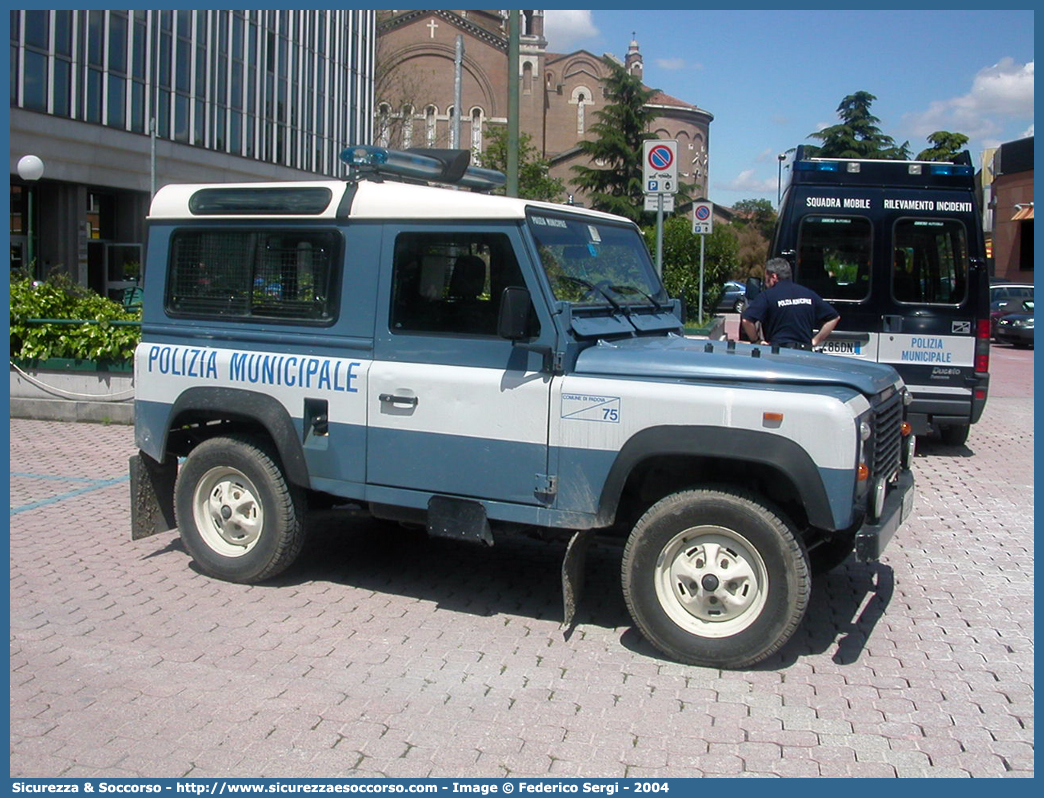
[
  {"x1": 164, "y1": 386, "x2": 310, "y2": 487},
  {"x1": 596, "y1": 425, "x2": 838, "y2": 530}
]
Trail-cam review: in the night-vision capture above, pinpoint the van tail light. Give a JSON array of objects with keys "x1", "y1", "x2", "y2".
[{"x1": 975, "y1": 318, "x2": 990, "y2": 374}]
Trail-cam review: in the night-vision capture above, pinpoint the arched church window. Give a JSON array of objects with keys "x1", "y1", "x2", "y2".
[
  {"x1": 425, "y1": 105, "x2": 437, "y2": 147},
  {"x1": 470, "y1": 108, "x2": 484, "y2": 154},
  {"x1": 377, "y1": 103, "x2": 391, "y2": 147},
  {"x1": 401, "y1": 104, "x2": 414, "y2": 148}
]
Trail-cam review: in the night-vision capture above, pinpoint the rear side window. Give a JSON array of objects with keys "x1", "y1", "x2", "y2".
[
  {"x1": 166, "y1": 229, "x2": 340, "y2": 323},
  {"x1": 795, "y1": 215, "x2": 872, "y2": 301},
  {"x1": 892, "y1": 219, "x2": 968, "y2": 305}
]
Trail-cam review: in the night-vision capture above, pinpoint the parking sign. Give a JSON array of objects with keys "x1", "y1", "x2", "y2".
[
  {"x1": 692, "y1": 201, "x2": 713, "y2": 234},
  {"x1": 643, "y1": 140, "x2": 678, "y2": 194}
]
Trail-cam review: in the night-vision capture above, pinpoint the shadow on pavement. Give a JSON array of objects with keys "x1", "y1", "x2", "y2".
[{"x1": 142, "y1": 508, "x2": 897, "y2": 671}]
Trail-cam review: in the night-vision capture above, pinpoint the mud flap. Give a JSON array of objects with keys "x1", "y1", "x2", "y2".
[
  {"x1": 561, "y1": 529, "x2": 592, "y2": 633},
  {"x1": 427, "y1": 496, "x2": 494, "y2": 546},
  {"x1": 129, "y1": 451, "x2": 178, "y2": 540}
]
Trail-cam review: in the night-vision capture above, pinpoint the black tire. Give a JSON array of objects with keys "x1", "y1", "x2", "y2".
[
  {"x1": 939, "y1": 424, "x2": 969, "y2": 447},
  {"x1": 621, "y1": 487, "x2": 810, "y2": 669},
  {"x1": 174, "y1": 435, "x2": 307, "y2": 583}
]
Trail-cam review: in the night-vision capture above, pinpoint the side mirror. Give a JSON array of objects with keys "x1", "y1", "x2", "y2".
[
  {"x1": 745, "y1": 277, "x2": 761, "y2": 301},
  {"x1": 497, "y1": 286, "x2": 532, "y2": 340}
]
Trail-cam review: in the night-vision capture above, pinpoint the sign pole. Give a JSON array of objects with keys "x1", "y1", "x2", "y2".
[
  {"x1": 656, "y1": 193, "x2": 664, "y2": 277},
  {"x1": 691, "y1": 200, "x2": 714, "y2": 323},
  {"x1": 698, "y1": 235, "x2": 705, "y2": 322}
]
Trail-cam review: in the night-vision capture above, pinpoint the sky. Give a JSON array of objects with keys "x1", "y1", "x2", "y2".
[{"x1": 542, "y1": 7, "x2": 1034, "y2": 207}]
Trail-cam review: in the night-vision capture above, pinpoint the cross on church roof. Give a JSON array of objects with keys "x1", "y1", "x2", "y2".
[{"x1": 426, "y1": 18, "x2": 438, "y2": 38}]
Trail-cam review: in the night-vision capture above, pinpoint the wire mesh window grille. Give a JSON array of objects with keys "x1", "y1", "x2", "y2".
[{"x1": 167, "y1": 229, "x2": 339, "y2": 322}]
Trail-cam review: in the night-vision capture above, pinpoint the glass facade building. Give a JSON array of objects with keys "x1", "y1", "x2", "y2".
[
  {"x1": 10, "y1": 9, "x2": 375, "y2": 289},
  {"x1": 11, "y1": 9, "x2": 375, "y2": 175}
]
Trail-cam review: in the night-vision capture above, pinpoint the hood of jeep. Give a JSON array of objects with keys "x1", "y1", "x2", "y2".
[{"x1": 573, "y1": 335, "x2": 901, "y2": 396}]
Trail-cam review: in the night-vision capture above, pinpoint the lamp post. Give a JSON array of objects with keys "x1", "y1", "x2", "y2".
[
  {"x1": 777, "y1": 152, "x2": 786, "y2": 205},
  {"x1": 17, "y1": 155, "x2": 45, "y2": 276}
]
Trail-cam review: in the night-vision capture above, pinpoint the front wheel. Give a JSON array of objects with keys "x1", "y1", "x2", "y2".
[
  {"x1": 621, "y1": 488, "x2": 810, "y2": 669},
  {"x1": 175, "y1": 435, "x2": 307, "y2": 583}
]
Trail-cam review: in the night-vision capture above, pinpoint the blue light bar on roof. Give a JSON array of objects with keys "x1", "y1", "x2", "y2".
[
  {"x1": 339, "y1": 145, "x2": 507, "y2": 191},
  {"x1": 457, "y1": 165, "x2": 507, "y2": 191},
  {"x1": 929, "y1": 163, "x2": 973, "y2": 176},
  {"x1": 794, "y1": 160, "x2": 839, "y2": 172},
  {"x1": 340, "y1": 146, "x2": 446, "y2": 180}
]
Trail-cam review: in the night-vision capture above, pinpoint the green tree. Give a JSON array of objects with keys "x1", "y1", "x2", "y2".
[
  {"x1": 807, "y1": 91, "x2": 910, "y2": 160},
  {"x1": 643, "y1": 216, "x2": 737, "y2": 324},
  {"x1": 732, "y1": 198, "x2": 777, "y2": 241},
  {"x1": 734, "y1": 224, "x2": 769, "y2": 281},
  {"x1": 570, "y1": 59, "x2": 658, "y2": 221},
  {"x1": 916, "y1": 130, "x2": 970, "y2": 162},
  {"x1": 479, "y1": 127, "x2": 564, "y2": 202}
]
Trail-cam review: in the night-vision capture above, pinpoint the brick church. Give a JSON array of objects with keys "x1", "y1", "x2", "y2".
[{"x1": 375, "y1": 10, "x2": 713, "y2": 203}]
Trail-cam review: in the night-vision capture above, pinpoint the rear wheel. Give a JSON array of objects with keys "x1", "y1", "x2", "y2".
[
  {"x1": 939, "y1": 424, "x2": 969, "y2": 447},
  {"x1": 621, "y1": 487, "x2": 810, "y2": 669},
  {"x1": 175, "y1": 435, "x2": 307, "y2": 583}
]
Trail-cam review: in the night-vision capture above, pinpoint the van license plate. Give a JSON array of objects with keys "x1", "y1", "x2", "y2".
[{"x1": 820, "y1": 340, "x2": 861, "y2": 355}]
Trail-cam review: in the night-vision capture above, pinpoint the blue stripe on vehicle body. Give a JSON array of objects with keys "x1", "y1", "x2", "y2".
[
  {"x1": 366, "y1": 426, "x2": 547, "y2": 507},
  {"x1": 300, "y1": 419, "x2": 368, "y2": 485},
  {"x1": 552, "y1": 442, "x2": 855, "y2": 530}
]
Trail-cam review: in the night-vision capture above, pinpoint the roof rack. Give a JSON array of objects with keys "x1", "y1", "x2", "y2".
[{"x1": 340, "y1": 146, "x2": 507, "y2": 192}]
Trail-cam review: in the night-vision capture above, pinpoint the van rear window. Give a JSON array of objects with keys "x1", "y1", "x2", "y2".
[
  {"x1": 892, "y1": 219, "x2": 968, "y2": 305},
  {"x1": 796, "y1": 216, "x2": 872, "y2": 301},
  {"x1": 166, "y1": 229, "x2": 340, "y2": 323}
]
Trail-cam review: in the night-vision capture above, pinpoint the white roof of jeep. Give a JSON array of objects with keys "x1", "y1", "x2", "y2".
[{"x1": 148, "y1": 179, "x2": 626, "y2": 224}]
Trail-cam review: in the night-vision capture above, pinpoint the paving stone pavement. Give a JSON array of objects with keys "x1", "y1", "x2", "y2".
[{"x1": 9, "y1": 346, "x2": 1033, "y2": 779}]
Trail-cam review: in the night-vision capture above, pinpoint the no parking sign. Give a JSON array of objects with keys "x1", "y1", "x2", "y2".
[
  {"x1": 643, "y1": 139, "x2": 678, "y2": 194},
  {"x1": 692, "y1": 201, "x2": 713, "y2": 234}
]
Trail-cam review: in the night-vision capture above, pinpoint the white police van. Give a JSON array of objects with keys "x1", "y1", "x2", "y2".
[
  {"x1": 130, "y1": 146, "x2": 915, "y2": 668},
  {"x1": 773, "y1": 146, "x2": 990, "y2": 446}
]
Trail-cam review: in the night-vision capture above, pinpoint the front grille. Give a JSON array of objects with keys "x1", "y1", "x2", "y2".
[{"x1": 872, "y1": 390, "x2": 903, "y2": 479}]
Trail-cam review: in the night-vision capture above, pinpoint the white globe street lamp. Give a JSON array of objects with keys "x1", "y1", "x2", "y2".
[{"x1": 17, "y1": 155, "x2": 45, "y2": 273}]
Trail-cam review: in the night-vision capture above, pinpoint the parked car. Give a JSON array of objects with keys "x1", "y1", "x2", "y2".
[
  {"x1": 994, "y1": 299, "x2": 1034, "y2": 348},
  {"x1": 989, "y1": 282, "x2": 1033, "y2": 338},
  {"x1": 715, "y1": 280, "x2": 748, "y2": 313}
]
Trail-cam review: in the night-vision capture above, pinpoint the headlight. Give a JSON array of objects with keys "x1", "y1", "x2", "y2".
[
  {"x1": 860, "y1": 420, "x2": 872, "y2": 442},
  {"x1": 856, "y1": 411, "x2": 872, "y2": 486},
  {"x1": 1012, "y1": 318, "x2": 1034, "y2": 329}
]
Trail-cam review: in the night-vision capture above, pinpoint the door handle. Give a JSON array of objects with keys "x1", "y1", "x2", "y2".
[{"x1": 379, "y1": 393, "x2": 419, "y2": 407}]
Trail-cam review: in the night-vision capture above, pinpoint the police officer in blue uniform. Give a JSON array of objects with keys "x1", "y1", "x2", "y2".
[{"x1": 741, "y1": 258, "x2": 840, "y2": 350}]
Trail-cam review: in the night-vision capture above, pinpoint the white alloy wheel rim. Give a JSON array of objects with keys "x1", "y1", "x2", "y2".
[
  {"x1": 654, "y1": 525, "x2": 769, "y2": 638},
  {"x1": 192, "y1": 466, "x2": 265, "y2": 557}
]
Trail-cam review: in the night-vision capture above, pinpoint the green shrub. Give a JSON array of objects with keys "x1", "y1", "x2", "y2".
[{"x1": 10, "y1": 270, "x2": 141, "y2": 362}]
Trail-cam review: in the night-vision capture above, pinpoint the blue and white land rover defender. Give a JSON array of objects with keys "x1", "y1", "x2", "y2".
[{"x1": 130, "y1": 146, "x2": 915, "y2": 668}]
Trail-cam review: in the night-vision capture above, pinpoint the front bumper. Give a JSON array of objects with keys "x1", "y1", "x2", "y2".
[{"x1": 854, "y1": 468, "x2": 915, "y2": 562}]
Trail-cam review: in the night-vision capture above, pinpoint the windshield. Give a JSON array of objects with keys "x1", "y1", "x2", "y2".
[{"x1": 527, "y1": 211, "x2": 667, "y2": 308}]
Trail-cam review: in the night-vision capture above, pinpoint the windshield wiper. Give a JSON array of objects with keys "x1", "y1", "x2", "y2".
[
  {"x1": 558, "y1": 275, "x2": 622, "y2": 311},
  {"x1": 608, "y1": 284, "x2": 664, "y2": 311}
]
